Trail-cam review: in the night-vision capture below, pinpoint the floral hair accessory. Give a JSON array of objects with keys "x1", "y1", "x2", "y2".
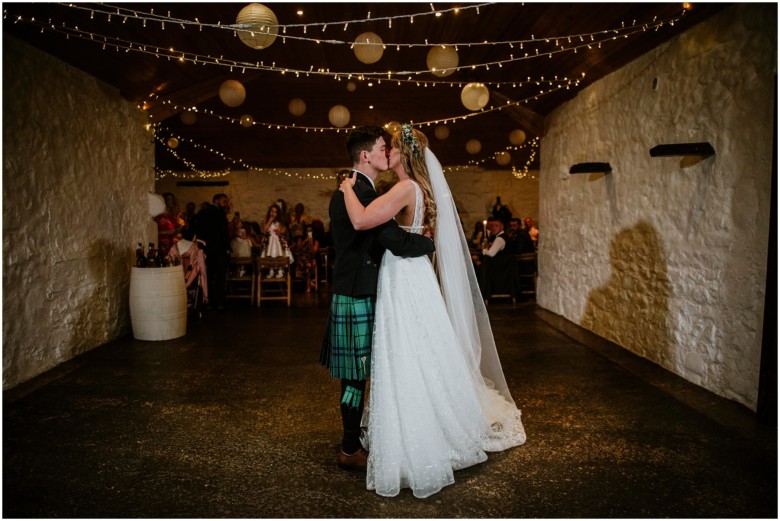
[{"x1": 401, "y1": 123, "x2": 421, "y2": 158}]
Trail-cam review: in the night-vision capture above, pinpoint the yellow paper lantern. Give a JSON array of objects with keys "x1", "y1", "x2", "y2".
[
  {"x1": 426, "y1": 45, "x2": 459, "y2": 77},
  {"x1": 167, "y1": 137, "x2": 179, "y2": 149},
  {"x1": 466, "y1": 139, "x2": 482, "y2": 154},
  {"x1": 385, "y1": 121, "x2": 402, "y2": 135},
  {"x1": 346, "y1": 81, "x2": 357, "y2": 92},
  {"x1": 461, "y1": 83, "x2": 490, "y2": 111},
  {"x1": 495, "y1": 151, "x2": 511, "y2": 166},
  {"x1": 509, "y1": 129, "x2": 527, "y2": 145},
  {"x1": 219, "y1": 80, "x2": 246, "y2": 107},
  {"x1": 434, "y1": 125, "x2": 450, "y2": 140},
  {"x1": 180, "y1": 111, "x2": 197, "y2": 125},
  {"x1": 353, "y1": 32, "x2": 384, "y2": 64},
  {"x1": 328, "y1": 105, "x2": 351, "y2": 127},
  {"x1": 235, "y1": 3, "x2": 278, "y2": 50},
  {"x1": 288, "y1": 98, "x2": 306, "y2": 116},
  {"x1": 240, "y1": 114, "x2": 254, "y2": 127}
]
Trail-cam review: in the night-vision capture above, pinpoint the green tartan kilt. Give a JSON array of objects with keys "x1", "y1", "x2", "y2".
[{"x1": 319, "y1": 294, "x2": 374, "y2": 380}]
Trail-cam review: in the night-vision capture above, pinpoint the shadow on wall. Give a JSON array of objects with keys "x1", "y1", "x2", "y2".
[{"x1": 581, "y1": 221, "x2": 674, "y2": 366}]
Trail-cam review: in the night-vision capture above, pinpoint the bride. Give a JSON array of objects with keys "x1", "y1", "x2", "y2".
[{"x1": 339, "y1": 124, "x2": 526, "y2": 498}]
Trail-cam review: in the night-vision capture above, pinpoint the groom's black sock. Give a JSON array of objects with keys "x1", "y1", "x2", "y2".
[{"x1": 340, "y1": 379, "x2": 366, "y2": 454}]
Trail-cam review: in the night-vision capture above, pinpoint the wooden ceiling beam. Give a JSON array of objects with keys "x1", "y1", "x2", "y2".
[
  {"x1": 489, "y1": 90, "x2": 546, "y2": 137},
  {"x1": 144, "y1": 72, "x2": 263, "y2": 122}
]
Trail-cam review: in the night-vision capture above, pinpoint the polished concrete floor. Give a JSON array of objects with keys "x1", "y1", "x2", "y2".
[{"x1": 3, "y1": 290, "x2": 777, "y2": 518}]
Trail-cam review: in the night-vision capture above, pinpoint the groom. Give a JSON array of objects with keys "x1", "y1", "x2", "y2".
[{"x1": 320, "y1": 125, "x2": 435, "y2": 471}]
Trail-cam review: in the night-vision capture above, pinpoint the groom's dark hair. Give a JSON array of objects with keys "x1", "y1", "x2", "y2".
[{"x1": 346, "y1": 125, "x2": 388, "y2": 165}]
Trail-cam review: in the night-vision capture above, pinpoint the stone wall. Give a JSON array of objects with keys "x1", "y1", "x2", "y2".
[
  {"x1": 3, "y1": 36, "x2": 155, "y2": 390},
  {"x1": 537, "y1": 5, "x2": 776, "y2": 410},
  {"x1": 156, "y1": 167, "x2": 539, "y2": 237}
]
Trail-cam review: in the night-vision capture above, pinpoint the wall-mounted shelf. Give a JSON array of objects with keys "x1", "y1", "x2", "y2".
[
  {"x1": 649, "y1": 142, "x2": 715, "y2": 158},
  {"x1": 569, "y1": 162, "x2": 612, "y2": 174}
]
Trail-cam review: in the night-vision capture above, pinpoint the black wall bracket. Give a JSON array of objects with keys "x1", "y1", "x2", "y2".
[
  {"x1": 569, "y1": 162, "x2": 612, "y2": 174},
  {"x1": 650, "y1": 142, "x2": 715, "y2": 158}
]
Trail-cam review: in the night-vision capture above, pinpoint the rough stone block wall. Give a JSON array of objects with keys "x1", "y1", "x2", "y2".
[
  {"x1": 537, "y1": 5, "x2": 775, "y2": 410},
  {"x1": 3, "y1": 36, "x2": 155, "y2": 390},
  {"x1": 156, "y1": 167, "x2": 539, "y2": 237}
]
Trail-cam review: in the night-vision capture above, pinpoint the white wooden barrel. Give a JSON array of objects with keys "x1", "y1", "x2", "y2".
[{"x1": 129, "y1": 266, "x2": 187, "y2": 341}]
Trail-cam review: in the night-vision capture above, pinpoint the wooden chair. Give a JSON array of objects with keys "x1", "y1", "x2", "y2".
[
  {"x1": 479, "y1": 254, "x2": 520, "y2": 304},
  {"x1": 225, "y1": 256, "x2": 255, "y2": 305},
  {"x1": 254, "y1": 256, "x2": 291, "y2": 307},
  {"x1": 515, "y1": 252, "x2": 538, "y2": 298}
]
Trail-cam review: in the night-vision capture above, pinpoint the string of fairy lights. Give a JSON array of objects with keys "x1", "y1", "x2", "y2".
[
  {"x1": 6, "y1": 7, "x2": 688, "y2": 80},
  {"x1": 151, "y1": 80, "x2": 574, "y2": 133},
  {"x1": 3, "y1": 3, "x2": 688, "y2": 178}
]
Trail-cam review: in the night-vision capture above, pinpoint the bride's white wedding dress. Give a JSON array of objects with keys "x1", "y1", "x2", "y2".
[{"x1": 364, "y1": 181, "x2": 526, "y2": 499}]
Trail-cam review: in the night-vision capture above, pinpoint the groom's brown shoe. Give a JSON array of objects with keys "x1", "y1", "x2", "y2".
[{"x1": 337, "y1": 448, "x2": 368, "y2": 472}]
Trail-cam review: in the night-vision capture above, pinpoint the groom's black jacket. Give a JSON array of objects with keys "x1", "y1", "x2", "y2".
[{"x1": 329, "y1": 171, "x2": 435, "y2": 298}]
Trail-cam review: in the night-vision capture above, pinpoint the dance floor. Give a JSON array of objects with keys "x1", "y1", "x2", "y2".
[{"x1": 3, "y1": 293, "x2": 776, "y2": 518}]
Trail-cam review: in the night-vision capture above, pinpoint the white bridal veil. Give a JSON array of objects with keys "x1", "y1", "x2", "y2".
[{"x1": 425, "y1": 148, "x2": 517, "y2": 407}]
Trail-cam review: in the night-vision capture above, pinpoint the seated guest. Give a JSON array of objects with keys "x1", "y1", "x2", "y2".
[
  {"x1": 230, "y1": 227, "x2": 253, "y2": 258},
  {"x1": 525, "y1": 217, "x2": 539, "y2": 245},
  {"x1": 507, "y1": 218, "x2": 535, "y2": 254},
  {"x1": 288, "y1": 202, "x2": 312, "y2": 242},
  {"x1": 482, "y1": 217, "x2": 509, "y2": 257}
]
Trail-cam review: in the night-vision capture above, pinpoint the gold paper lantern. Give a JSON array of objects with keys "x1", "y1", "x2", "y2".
[
  {"x1": 167, "y1": 137, "x2": 179, "y2": 149},
  {"x1": 235, "y1": 3, "x2": 278, "y2": 50},
  {"x1": 466, "y1": 139, "x2": 482, "y2": 154},
  {"x1": 288, "y1": 98, "x2": 306, "y2": 116},
  {"x1": 385, "y1": 121, "x2": 402, "y2": 134},
  {"x1": 426, "y1": 45, "x2": 459, "y2": 77},
  {"x1": 353, "y1": 32, "x2": 384, "y2": 64},
  {"x1": 219, "y1": 80, "x2": 246, "y2": 107},
  {"x1": 180, "y1": 111, "x2": 197, "y2": 125},
  {"x1": 461, "y1": 83, "x2": 490, "y2": 111},
  {"x1": 495, "y1": 151, "x2": 511, "y2": 166},
  {"x1": 328, "y1": 105, "x2": 351, "y2": 127},
  {"x1": 434, "y1": 125, "x2": 450, "y2": 140},
  {"x1": 346, "y1": 81, "x2": 357, "y2": 92},
  {"x1": 509, "y1": 129, "x2": 527, "y2": 145},
  {"x1": 240, "y1": 114, "x2": 254, "y2": 127}
]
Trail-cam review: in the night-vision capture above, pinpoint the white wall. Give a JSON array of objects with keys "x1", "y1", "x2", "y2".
[
  {"x1": 3, "y1": 35, "x2": 155, "y2": 389},
  {"x1": 537, "y1": 5, "x2": 776, "y2": 410}
]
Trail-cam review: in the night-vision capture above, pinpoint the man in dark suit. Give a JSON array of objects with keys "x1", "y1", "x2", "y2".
[
  {"x1": 320, "y1": 126, "x2": 435, "y2": 472},
  {"x1": 196, "y1": 193, "x2": 231, "y2": 310}
]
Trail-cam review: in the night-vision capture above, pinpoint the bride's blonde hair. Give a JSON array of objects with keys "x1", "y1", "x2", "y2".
[{"x1": 392, "y1": 125, "x2": 437, "y2": 233}]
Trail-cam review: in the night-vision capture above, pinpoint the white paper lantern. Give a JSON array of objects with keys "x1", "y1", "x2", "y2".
[
  {"x1": 466, "y1": 139, "x2": 482, "y2": 154},
  {"x1": 461, "y1": 83, "x2": 490, "y2": 111},
  {"x1": 353, "y1": 32, "x2": 384, "y2": 64},
  {"x1": 346, "y1": 81, "x2": 357, "y2": 92},
  {"x1": 240, "y1": 114, "x2": 254, "y2": 127},
  {"x1": 180, "y1": 111, "x2": 197, "y2": 125},
  {"x1": 219, "y1": 80, "x2": 246, "y2": 107},
  {"x1": 328, "y1": 105, "x2": 351, "y2": 127},
  {"x1": 288, "y1": 98, "x2": 306, "y2": 116},
  {"x1": 495, "y1": 151, "x2": 511, "y2": 166},
  {"x1": 236, "y1": 3, "x2": 278, "y2": 50},
  {"x1": 434, "y1": 125, "x2": 450, "y2": 140},
  {"x1": 427, "y1": 45, "x2": 459, "y2": 77},
  {"x1": 509, "y1": 129, "x2": 526, "y2": 145},
  {"x1": 167, "y1": 137, "x2": 179, "y2": 149},
  {"x1": 148, "y1": 193, "x2": 165, "y2": 218},
  {"x1": 385, "y1": 121, "x2": 402, "y2": 135}
]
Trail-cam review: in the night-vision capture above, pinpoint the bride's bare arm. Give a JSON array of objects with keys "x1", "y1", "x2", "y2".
[{"x1": 340, "y1": 178, "x2": 414, "y2": 230}]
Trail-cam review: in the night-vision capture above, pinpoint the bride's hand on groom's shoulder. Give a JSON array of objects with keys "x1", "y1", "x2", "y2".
[{"x1": 339, "y1": 176, "x2": 357, "y2": 193}]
